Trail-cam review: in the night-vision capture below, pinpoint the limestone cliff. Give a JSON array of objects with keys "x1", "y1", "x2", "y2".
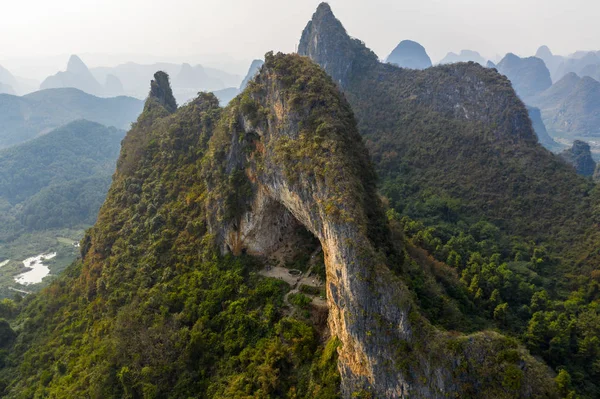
[{"x1": 204, "y1": 52, "x2": 558, "y2": 398}]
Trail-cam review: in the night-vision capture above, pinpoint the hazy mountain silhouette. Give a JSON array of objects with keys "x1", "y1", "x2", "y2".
[
  {"x1": 104, "y1": 74, "x2": 125, "y2": 97},
  {"x1": 496, "y1": 53, "x2": 552, "y2": 102},
  {"x1": 239, "y1": 59, "x2": 264, "y2": 90},
  {"x1": 385, "y1": 40, "x2": 432, "y2": 69},
  {"x1": 535, "y1": 46, "x2": 565, "y2": 81},
  {"x1": 40, "y1": 55, "x2": 104, "y2": 96},
  {"x1": 0, "y1": 88, "x2": 142, "y2": 149},
  {"x1": 559, "y1": 140, "x2": 596, "y2": 176},
  {"x1": 0, "y1": 65, "x2": 38, "y2": 95},
  {"x1": 439, "y1": 50, "x2": 486, "y2": 65},
  {"x1": 531, "y1": 74, "x2": 600, "y2": 138},
  {"x1": 90, "y1": 62, "x2": 240, "y2": 104},
  {"x1": 554, "y1": 51, "x2": 600, "y2": 82}
]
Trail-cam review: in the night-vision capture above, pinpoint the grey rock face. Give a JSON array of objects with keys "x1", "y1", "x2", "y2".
[
  {"x1": 205, "y1": 51, "x2": 558, "y2": 398},
  {"x1": 148, "y1": 71, "x2": 177, "y2": 113},
  {"x1": 298, "y1": 3, "x2": 378, "y2": 87}
]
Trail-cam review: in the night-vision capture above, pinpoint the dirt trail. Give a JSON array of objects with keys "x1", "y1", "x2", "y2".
[{"x1": 259, "y1": 247, "x2": 327, "y2": 314}]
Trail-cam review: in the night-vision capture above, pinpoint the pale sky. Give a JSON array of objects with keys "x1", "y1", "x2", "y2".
[{"x1": 1, "y1": 0, "x2": 599, "y2": 74}]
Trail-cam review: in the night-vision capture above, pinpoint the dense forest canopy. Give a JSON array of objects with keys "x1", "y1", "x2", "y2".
[{"x1": 299, "y1": 3, "x2": 600, "y2": 397}]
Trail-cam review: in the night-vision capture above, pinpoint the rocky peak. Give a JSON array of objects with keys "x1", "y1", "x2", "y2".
[
  {"x1": 66, "y1": 54, "x2": 90, "y2": 76},
  {"x1": 298, "y1": 2, "x2": 378, "y2": 87},
  {"x1": 560, "y1": 140, "x2": 596, "y2": 176},
  {"x1": 239, "y1": 59, "x2": 264, "y2": 90},
  {"x1": 386, "y1": 40, "x2": 432, "y2": 69},
  {"x1": 536, "y1": 45, "x2": 553, "y2": 59},
  {"x1": 148, "y1": 71, "x2": 177, "y2": 113}
]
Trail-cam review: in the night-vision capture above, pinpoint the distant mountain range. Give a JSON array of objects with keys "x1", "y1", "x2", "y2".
[
  {"x1": 37, "y1": 54, "x2": 244, "y2": 105},
  {"x1": 496, "y1": 53, "x2": 552, "y2": 102},
  {"x1": 0, "y1": 88, "x2": 142, "y2": 149},
  {"x1": 526, "y1": 106, "x2": 562, "y2": 151},
  {"x1": 213, "y1": 59, "x2": 264, "y2": 105},
  {"x1": 439, "y1": 50, "x2": 486, "y2": 65},
  {"x1": 0, "y1": 65, "x2": 38, "y2": 96},
  {"x1": 532, "y1": 74, "x2": 600, "y2": 138},
  {"x1": 559, "y1": 140, "x2": 596, "y2": 176},
  {"x1": 89, "y1": 59, "x2": 242, "y2": 103}
]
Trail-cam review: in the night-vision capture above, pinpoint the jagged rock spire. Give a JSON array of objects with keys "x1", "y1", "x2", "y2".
[
  {"x1": 148, "y1": 71, "x2": 177, "y2": 113},
  {"x1": 298, "y1": 2, "x2": 377, "y2": 87}
]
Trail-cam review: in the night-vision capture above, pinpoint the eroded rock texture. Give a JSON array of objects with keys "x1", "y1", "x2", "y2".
[{"x1": 205, "y1": 52, "x2": 557, "y2": 398}]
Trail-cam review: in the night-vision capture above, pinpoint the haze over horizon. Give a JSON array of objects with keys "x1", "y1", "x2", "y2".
[{"x1": 1, "y1": 0, "x2": 599, "y2": 79}]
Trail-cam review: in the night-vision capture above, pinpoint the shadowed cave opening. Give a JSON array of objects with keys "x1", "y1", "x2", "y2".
[{"x1": 225, "y1": 194, "x2": 329, "y2": 333}]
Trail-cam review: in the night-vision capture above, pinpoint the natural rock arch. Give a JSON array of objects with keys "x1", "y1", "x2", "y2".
[{"x1": 204, "y1": 53, "x2": 557, "y2": 398}]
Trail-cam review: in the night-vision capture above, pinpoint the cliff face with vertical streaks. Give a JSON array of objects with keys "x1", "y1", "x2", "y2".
[{"x1": 206, "y1": 52, "x2": 557, "y2": 398}]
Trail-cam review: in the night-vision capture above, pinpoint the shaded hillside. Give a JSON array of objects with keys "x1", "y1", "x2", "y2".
[
  {"x1": 560, "y1": 140, "x2": 596, "y2": 176},
  {"x1": 0, "y1": 120, "x2": 124, "y2": 238},
  {"x1": 0, "y1": 88, "x2": 142, "y2": 149},
  {"x1": 0, "y1": 65, "x2": 37, "y2": 95},
  {"x1": 535, "y1": 45, "x2": 565, "y2": 82},
  {"x1": 496, "y1": 53, "x2": 552, "y2": 101},
  {"x1": 300, "y1": 4, "x2": 600, "y2": 397},
  {"x1": 532, "y1": 74, "x2": 600, "y2": 138},
  {"x1": 526, "y1": 106, "x2": 562, "y2": 151},
  {"x1": 554, "y1": 51, "x2": 600, "y2": 82},
  {"x1": 0, "y1": 83, "x2": 14, "y2": 95},
  {"x1": 385, "y1": 40, "x2": 432, "y2": 69}
]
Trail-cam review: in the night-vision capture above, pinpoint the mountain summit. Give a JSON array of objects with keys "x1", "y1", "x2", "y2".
[
  {"x1": 40, "y1": 54, "x2": 104, "y2": 96},
  {"x1": 385, "y1": 40, "x2": 432, "y2": 69}
]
